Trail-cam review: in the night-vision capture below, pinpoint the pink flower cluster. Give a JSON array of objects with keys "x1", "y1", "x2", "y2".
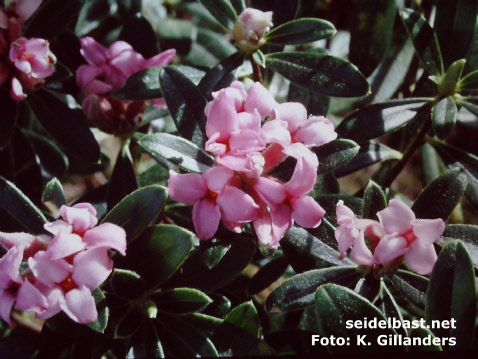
[
  {"x1": 0, "y1": 203, "x2": 126, "y2": 326},
  {"x1": 168, "y1": 81, "x2": 337, "y2": 248},
  {"x1": 0, "y1": 0, "x2": 56, "y2": 101},
  {"x1": 76, "y1": 37, "x2": 175, "y2": 135},
  {"x1": 335, "y1": 199, "x2": 445, "y2": 275}
]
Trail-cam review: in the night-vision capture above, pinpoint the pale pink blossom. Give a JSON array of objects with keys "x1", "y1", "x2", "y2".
[
  {"x1": 233, "y1": 8, "x2": 273, "y2": 52},
  {"x1": 168, "y1": 166, "x2": 259, "y2": 240}
]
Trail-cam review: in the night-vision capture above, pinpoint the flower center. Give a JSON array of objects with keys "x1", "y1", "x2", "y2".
[
  {"x1": 403, "y1": 229, "x2": 417, "y2": 244},
  {"x1": 207, "y1": 190, "x2": 218, "y2": 201},
  {"x1": 60, "y1": 277, "x2": 77, "y2": 293}
]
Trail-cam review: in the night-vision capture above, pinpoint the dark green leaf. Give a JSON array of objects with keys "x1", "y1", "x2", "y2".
[
  {"x1": 439, "y1": 224, "x2": 478, "y2": 267},
  {"x1": 88, "y1": 288, "x2": 109, "y2": 333},
  {"x1": 313, "y1": 139, "x2": 360, "y2": 174},
  {"x1": 115, "y1": 308, "x2": 144, "y2": 339},
  {"x1": 265, "y1": 266, "x2": 359, "y2": 312},
  {"x1": 400, "y1": 8, "x2": 444, "y2": 76},
  {"x1": 22, "y1": 130, "x2": 69, "y2": 179},
  {"x1": 201, "y1": 240, "x2": 232, "y2": 269},
  {"x1": 456, "y1": 96, "x2": 478, "y2": 117},
  {"x1": 437, "y1": 59, "x2": 465, "y2": 97},
  {"x1": 156, "y1": 18, "x2": 195, "y2": 56},
  {"x1": 349, "y1": 0, "x2": 397, "y2": 77},
  {"x1": 0, "y1": 88, "x2": 18, "y2": 149},
  {"x1": 102, "y1": 185, "x2": 168, "y2": 241},
  {"x1": 458, "y1": 69, "x2": 478, "y2": 90},
  {"x1": 198, "y1": 52, "x2": 245, "y2": 95},
  {"x1": 156, "y1": 288, "x2": 212, "y2": 314},
  {"x1": 230, "y1": 0, "x2": 245, "y2": 15},
  {"x1": 377, "y1": 282, "x2": 407, "y2": 337},
  {"x1": 110, "y1": 269, "x2": 146, "y2": 299},
  {"x1": 315, "y1": 284, "x2": 399, "y2": 353},
  {"x1": 75, "y1": 0, "x2": 111, "y2": 37},
  {"x1": 428, "y1": 137, "x2": 478, "y2": 209},
  {"x1": 201, "y1": 295, "x2": 231, "y2": 319},
  {"x1": 265, "y1": 52, "x2": 370, "y2": 97},
  {"x1": 420, "y1": 143, "x2": 445, "y2": 185},
  {"x1": 264, "y1": 18, "x2": 335, "y2": 45},
  {"x1": 252, "y1": 49, "x2": 265, "y2": 68},
  {"x1": 119, "y1": 15, "x2": 158, "y2": 58},
  {"x1": 195, "y1": 26, "x2": 236, "y2": 60},
  {"x1": 138, "y1": 133, "x2": 214, "y2": 173},
  {"x1": 362, "y1": 180, "x2": 387, "y2": 220},
  {"x1": 0, "y1": 177, "x2": 47, "y2": 234},
  {"x1": 354, "y1": 273, "x2": 380, "y2": 302},
  {"x1": 117, "y1": 0, "x2": 141, "y2": 17},
  {"x1": 155, "y1": 315, "x2": 218, "y2": 357},
  {"x1": 389, "y1": 270, "x2": 428, "y2": 308},
  {"x1": 127, "y1": 319, "x2": 164, "y2": 358},
  {"x1": 127, "y1": 225, "x2": 194, "y2": 287},
  {"x1": 224, "y1": 301, "x2": 259, "y2": 338},
  {"x1": 434, "y1": 0, "x2": 478, "y2": 68},
  {"x1": 287, "y1": 81, "x2": 329, "y2": 116},
  {"x1": 24, "y1": 0, "x2": 83, "y2": 40},
  {"x1": 160, "y1": 66, "x2": 208, "y2": 139},
  {"x1": 199, "y1": 0, "x2": 237, "y2": 30},
  {"x1": 248, "y1": 256, "x2": 289, "y2": 295},
  {"x1": 27, "y1": 89, "x2": 100, "y2": 163},
  {"x1": 426, "y1": 241, "x2": 476, "y2": 350},
  {"x1": 113, "y1": 67, "x2": 163, "y2": 100},
  {"x1": 334, "y1": 141, "x2": 402, "y2": 177},
  {"x1": 432, "y1": 96, "x2": 457, "y2": 139},
  {"x1": 281, "y1": 226, "x2": 354, "y2": 268},
  {"x1": 107, "y1": 143, "x2": 138, "y2": 211},
  {"x1": 411, "y1": 167, "x2": 467, "y2": 220},
  {"x1": 42, "y1": 178, "x2": 66, "y2": 207},
  {"x1": 336, "y1": 99, "x2": 430, "y2": 142}
]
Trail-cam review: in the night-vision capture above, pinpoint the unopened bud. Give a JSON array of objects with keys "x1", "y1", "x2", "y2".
[{"x1": 233, "y1": 8, "x2": 273, "y2": 52}]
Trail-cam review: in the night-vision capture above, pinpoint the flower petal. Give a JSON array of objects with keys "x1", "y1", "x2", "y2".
[
  {"x1": 143, "y1": 49, "x2": 176, "y2": 68},
  {"x1": 261, "y1": 119, "x2": 291, "y2": 148},
  {"x1": 373, "y1": 233, "x2": 408, "y2": 264},
  {"x1": 412, "y1": 218, "x2": 445, "y2": 245},
  {"x1": 217, "y1": 187, "x2": 259, "y2": 222},
  {"x1": 349, "y1": 232, "x2": 375, "y2": 266},
  {"x1": 0, "y1": 291, "x2": 15, "y2": 326},
  {"x1": 202, "y1": 166, "x2": 234, "y2": 193},
  {"x1": 0, "y1": 247, "x2": 23, "y2": 286},
  {"x1": 228, "y1": 129, "x2": 266, "y2": 154},
  {"x1": 293, "y1": 116, "x2": 337, "y2": 147},
  {"x1": 254, "y1": 177, "x2": 287, "y2": 209},
  {"x1": 167, "y1": 170, "x2": 207, "y2": 205},
  {"x1": 291, "y1": 196, "x2": 325, "y2": 228},
  {"x1": 82, "y1": 223, "x2": 127, "y2": 255},
  {"x1": 60, "y1": 203, "x2": 98, "y2": 234},
  {"x1": 205, "y1": 92, "x2": 238, "y2": 140},
  {"x1": 192, "y1": 199, "x2": 221, "y2": 240},
  {"x1": 244, "y1": 82, "x2": 278, "y2": 118},
  {"x1": 377, "y1": 199, "x2": 415, "y2": 235},
  {"x1": 60, "y1": 285, "x2": 97, "y2": 324},
  {"x1": 72, "y1": 248, "x2": 113, "y2": 290},
  {"x1": 14, "y1": 279, "x2": 48, "y2": 313},
  {"x1": 270, "y1": 204, "x2": 293, "y2": 248},
  {"x1": 404, "y1": 241, "x2": 437, "y2": 275},
  {"x1": 28, "y1": 251, "x2": 72, "y2": 286},
  {"x1": 284, "y1": 143, "x2": 318, "y2": 196},
  {"x1": 47, "y1": 230, "x2": 85, "y2": 260},
  {"x1": 272, "y1": 102, "x2": 307, "y2": 134}
]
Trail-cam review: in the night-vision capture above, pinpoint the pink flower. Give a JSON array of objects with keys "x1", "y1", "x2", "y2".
[
  {"x1": 0, "y1": 247, "x2": 48, "y2": 326},
  {"x1": 0, "y1": 231, "x2": 48, "y2": 259},
  {"x1": 334, "y1": 199, "x2": 445, "y2": 275},
  {"x1": 76, "y1": 37, "x2": 176, "y2": 97},
  {"x1": 233, "y1": 8, "x2": 273, "y2": 52},
  {"x1": 168, "y1": 166, "x2": 259, "y2": 240},
  {"x1": 375, "y1": 199, "x2": 444, "y2": 275}
]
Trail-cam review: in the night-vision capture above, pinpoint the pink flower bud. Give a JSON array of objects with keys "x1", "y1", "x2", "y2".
[{"x1": 233, "y1": 8, "x2": 273, "y2": 52}]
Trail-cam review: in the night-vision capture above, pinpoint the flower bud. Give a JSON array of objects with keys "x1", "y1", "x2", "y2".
[
  {"x1": 82, "y1": 95, "x2": 145, "y2": 136},
  {"x1": 233, "y1": 8, "x2": 273, "y2": 52}
]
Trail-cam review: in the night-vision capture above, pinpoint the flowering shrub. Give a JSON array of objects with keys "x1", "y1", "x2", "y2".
[{"x1": 0, "y1": 0, "x2": 478, "y2": 357}]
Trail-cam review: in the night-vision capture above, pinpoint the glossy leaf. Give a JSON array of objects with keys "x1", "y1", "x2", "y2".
[
  {"x1": 264, "y1": 18, "x2": 335, "y2": 45},
  {"x1": 458, "y1": 69, "x2": 478, "y2": 90},
  {"x1": 42, "y1": 178, "x2": 66, "y2": 207},
  {"x1": 315, "y1": 284, "x2": 399, "y2": 353},
  {"x1": 195, "y1": 26, "x2": 236, "y2": 61},
  {"x1": 156, "y1": 18, "x2": 196, "y2": 56},
  {"x1": 24, "y1": 0, "x2": 83, "y2": 40},
  {"x1": 265, "y1": 266, "x2": 358, "y2": 312},
  {"x1": 432, "y1": 96, "x2": 457, "y2": 140},
  {"x1": 336, "y1": 99, "x2": 430, "y2": 142},
  {"x1": 200, "y1": 240, "x2": 232, "y2": 269},
  {"x1": 75, "y1": 0, "x2": 111, "y2": 37},
  {"x1": 456, "y1": 96, "x2": 478, "y2": 117},
  {"x1": 198, "y1": 51, "x2": 245, "y2": 95},
  {"x1": 377, "y1": 282, "x2": 407, "y2": 337},
  {"x1": 411, "y1": 168, "x2": 467, "y2": 220},
  {"x1": 127, "y1": 225, "x2": 194, "y2": 287},
  {"x1": 334, "y1": 141, "x2": 402, "y2": 177},
  {"x1": 224, "y1": 301, "x2": 259, "y2": 338},
  {"x1": 439, "y1": 224, "x2": 478, "y2": 267},
  {"x1": 155, "y1": 315, "x2": 218, "y2": 357},
  {"x1": 354, "y1": 273, "x2": 380, "y2": 302},
  {"x1": 110, "y1": 269, "x2": 146, "y2": 299},
  {"x1": 362, "y1": 180, "x2": 387, "y2": 221},
  {"x1": 0, "y1": 177, "x2": 47, "y2": 234},
  {"x1": 138, "y1": 133, "x2": 214, "y2": 173},
  {"x1": 127, "y1": 319, "x2": 164, "y2": 358},
  {"x1": 400, "y1": 8, "x2": 444, "y2": 76},
  {"x1": 426, "y1": 241, "x2": 476, "y2": 350},
  {"x1": 113, "y1": 66, "x2": 163, "y2": 100},
  {"x1": 199, "y1": 0, "x2": 237, "y2": 30},
  {"x1": 156, "y1": 288, "x2": 212, "y2": 314},
  {"x1": 115, "y1": 308, "x2": 144, "y2": 339},
  {"x1": 434, "y1": 0, "x2": 478, "y2": 68},
  {"x1": 265, "y1": 52, "x2": 370, "y2": 97},
  {"x1": 428, "y1": 137, "x2": 478, "y2": 209},
  {"x1": 349, "y1": 0, "x2": 397, "y2": 77},
  {"x1": 0, "y1": 89, "x2": 17, "y2": 149},
  {"x1": 88, "y1": 288, "x2": 109, "y2": 333},
  {"x1": 160, "y1": 66, "x2": 208, "y2": 139},
  {"x1": 27, "y1": 89, "x2": 100, "y2": 163},
  {"x1": 313, "y1": 139, "x2": 360, "y2": 175},
  {"x1": 389, "y1": 270, "x2": 429, "y2": 308},
  {"x1": 248, "y1": 256, "x2": 289, "y2": 295},
  {"x1": 202, "y1": 294, "x2": 231, "y2": 319},
  {"x1": 102, "y1": 185, "x2": 168, "y2": 241},
  {"x1": 107, "y1": 143, "x2": 138, "y2": 211}
]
